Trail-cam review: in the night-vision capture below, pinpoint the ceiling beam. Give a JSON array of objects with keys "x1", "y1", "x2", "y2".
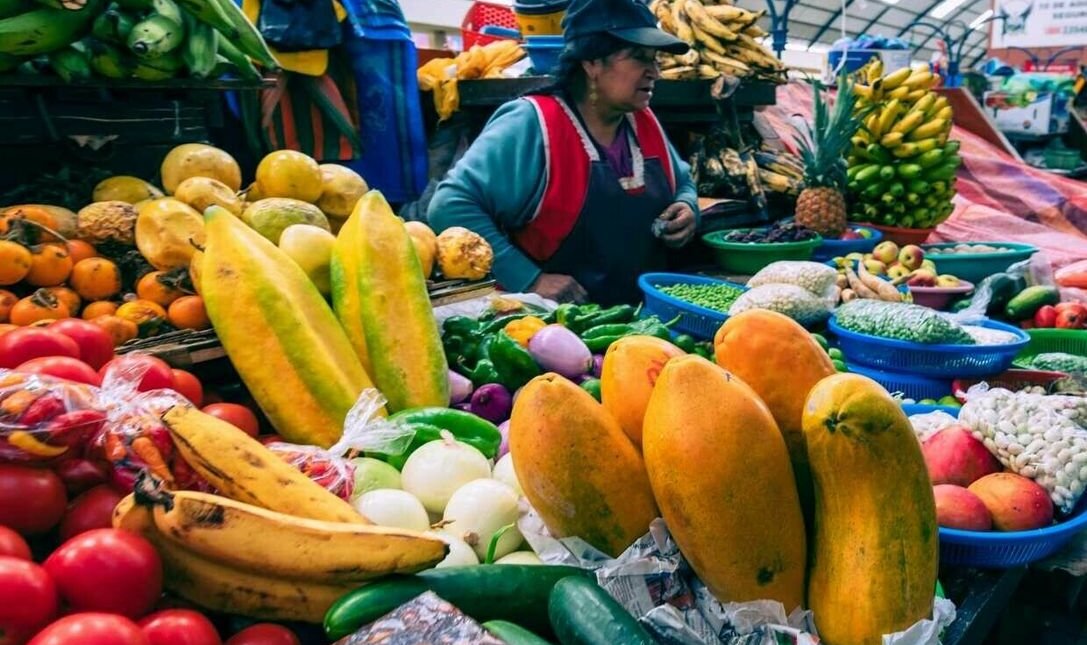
[
  {"x1": 896, "y1": 0, "x2": 949, "y2": 36},
  {"x1": 806, "y1": 0, "x2": 858, "y2": 48},
  {"x1": 908, "y1": 3, "x2": 978, "y2": 59}
]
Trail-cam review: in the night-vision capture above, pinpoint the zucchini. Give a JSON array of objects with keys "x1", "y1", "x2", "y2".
[
  {"x1": 1004, "y1": 285, "x2": 1060, "y2": 321},
  {"x1": 484, "y1": 620, "x2": 553, "y2": 645},
  {"x1": 324, "y1": 565, "x2": 587, "y2": 640},
  {"x1": 548, "y1": 577, "x2": 654, "y2": 645}
]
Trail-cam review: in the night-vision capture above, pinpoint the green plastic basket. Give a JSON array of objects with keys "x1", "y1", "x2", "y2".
[
  {"x1": 702, "y1": 231, "x2": 822, "y2": 275},
  {"x1": 921, "y1": 242, "x2": 1038, "y2": 284},
  {"x1": 1018, "y1": 329, "x2": 1087, "y2": 361}
]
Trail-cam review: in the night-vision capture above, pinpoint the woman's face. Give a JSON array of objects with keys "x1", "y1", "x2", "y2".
[{"x1": 584, "y1": 47, "x2": 661, "y2": 113}]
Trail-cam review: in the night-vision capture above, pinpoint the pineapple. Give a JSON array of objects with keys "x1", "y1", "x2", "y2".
[{"x1": 793, "y1": 80, "x2": 863, "y2": 238}]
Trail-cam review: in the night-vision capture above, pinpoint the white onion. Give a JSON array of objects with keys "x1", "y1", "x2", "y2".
[
  {"x1": 442, "y1": 478, "x2": 523, "y2": 560},
  {"x1": 492, "y1": 453, "x2": 522, "y2": 497},
  {"x1": 353, "y1": 489, "x2": 430, "y2": 531},
  {"x1": 494, "y1": 551, "x2": 542, "y2": 565},
  {"x1": 428, "y1": 530, "x2": 480, "y2": 568},
  {"x1": 401, "y1": 431, "x2": 491, "y2": 513}
]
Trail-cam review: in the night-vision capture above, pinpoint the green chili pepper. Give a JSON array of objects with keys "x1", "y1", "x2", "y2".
[
  {"x1": 584, "y1": 334, "x2": 625, "y2": 353},
  {"x1": 443, "y1": 316, "x2": 480, "y2": 336},
  {"x1": 552, "y1": 304, "x2": 580, "y2": 327},
  {"x1": 568, "y1": 304, "x2": 635, "y2": 333},
  {"x1": 489, "y1": 331, "x2": 542, "y2": 391},
  {"x1": 672, "y1": 334, "x2": 697, "y2": 353},
  {"x1": 581, "y1": 322, "x2": 636, "y2": 340},
  {"x1": 479, "y1": 312, "x2": 537, "y2": 335},
  {"x1": 376, "y1": 408, "x2": 503, "y2": 468}
]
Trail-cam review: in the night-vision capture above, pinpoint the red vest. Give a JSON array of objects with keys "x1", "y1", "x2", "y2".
[{"x1": 514, "y1": 95, "x2": 676, "y2": 262}]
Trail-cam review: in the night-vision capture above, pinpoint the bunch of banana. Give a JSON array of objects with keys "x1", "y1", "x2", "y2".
[
  {"x1": 689, "y1": 133, "x2": 766, "y2": 209},
  {"x1": 753, "y1": 149, "x2": 804, "y2": 196},
  {"x1": 113, "y1": 481, "x2": 448, "y2": 623},
  {"x1": 650, "y1": 0, "x2": 785, "y2": 83},
  {"x1": 845, "y1": 61, "x2": 962, "y2": 230},
  {"x1": 0, "y1": 0, "x2": 275, "y2": 81}
]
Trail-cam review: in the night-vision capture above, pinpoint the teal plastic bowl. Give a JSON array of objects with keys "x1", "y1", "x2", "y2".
[
  {"x1": 921, "y1": 242, "x2": 1038, "y2": 284},
  {"x1": 702, "y1": 230, "x2": 822, "y2": 275}
]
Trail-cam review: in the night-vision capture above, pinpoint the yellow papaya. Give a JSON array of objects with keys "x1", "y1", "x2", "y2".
[
  {"x1": 510, "y1": 373, "x2": 658, "y2": 557},
  {"x1": 200, "y1": 206, "x2": 378, "y2": 447},
  {"x1": 714, "y1": 310, "x2": 835, "y2": 528},
  {"x1": 340, "y1": 191, "x2": 448, "y2": 412},
  {"x1": 643, "y1": 356, "x2": 806, "y2": 610},
  {"x1": 803, "y1": 373, "x2": 938, "y2": 645},
  {"x1": 600, "y1": 335, "x2": 684, "y2": 447}
]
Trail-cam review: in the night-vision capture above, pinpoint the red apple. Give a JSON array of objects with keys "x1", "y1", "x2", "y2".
[
  {"x1": 922, "y1": 426, "x2": 1002, "y2": 486},
  {"x1": 934, "y1": 484, "x2": 993, "y2": 530}
]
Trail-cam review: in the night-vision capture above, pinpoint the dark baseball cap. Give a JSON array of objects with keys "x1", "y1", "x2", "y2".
[{"x1": 562, "y1": 0, "x2": 691, "y2": 54}]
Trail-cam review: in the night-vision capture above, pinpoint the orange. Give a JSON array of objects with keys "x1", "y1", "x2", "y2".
[
  {"x1": 10, "y1": 289, "x2": 69, "y2": 326},
  {"x1": 69, "y1": 257, "x2": 122, "y2": 301},
  {"x1": 115, "y1": 299, "x2": 167, "y2": 325},
  {"x1": 0, "y1": 241, "x2": 31, "y2": 286},
  {"x1": 44, "y1": 287, "x2": 81, "y2": 317},
  {"x1": 81, "y1": 301, "x2": 119, "y2": 320},
  {"x1": 0, "y1": 290, "x2": 15, "y2": 323},
  {"x1": 136, "y1": 271, "x2": 186, "y2": 307},
  {"x1": 91, "y1": 315, "x2": 139, "y2": 347},
  {"x1": 167, "y1": 295, "x2": 210, "y2": 330},
  {"x1": 65, "y1": 240, "x2": 97, "y2": 265},
  {"x1": 24, "y1": 244, "x2": 72, "y2": 287}
]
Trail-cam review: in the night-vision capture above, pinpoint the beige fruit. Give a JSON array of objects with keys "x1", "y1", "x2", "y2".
[
  {"x1": 92, "y1": 176, "x2": 164, "y2": 204},
  {"x1": 173, "y1": 177, "x2": 245, "y2": 216},
  {"x1": 160, "y1": 143, "x2": 243, "y2": 194},
  {"x1": 77, "y1": 201, "x2": 138, "y2": 245},
  {"x1": 315, "y1": 164, "x2": 368, "y2": 218},
  {"x1": 435, "y1": 226, "x2": 493, "y2": 281},
  {"x1": 279, "y1": 224, "x2": 336, "y2": 295},
  {"x1": 135, "y1": 198, "x2": 206, "y2": 270},
  {"x1": 254, "y1": 150, "x2": 323, "y2": 203},
  {"x1": 404, "y1": 221, "x2": 437, "y2": 279},
  {"x1": 243, "y1": 198, "x2": 330, "y2": 244}
]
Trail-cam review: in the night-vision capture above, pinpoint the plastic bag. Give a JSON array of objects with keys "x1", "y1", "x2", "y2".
[
  {"x1": 258, "y1": 0, "x2": 342, "y2": 52},
  {"x1": 0, "y1": 370, "x2": 105, "y2": 464},
  {"x1": 728, "y1": 284, "x2": 833, "y2": 327},
  {"x1": 948, "y1": 257, "x2": 1048, "y2": 326},
  {"x1": 835, "y1": 300, "x2": 975, "y2": 345},
  {"x1": 747, "y1": 261, "x2": 839, "y2": 301}
]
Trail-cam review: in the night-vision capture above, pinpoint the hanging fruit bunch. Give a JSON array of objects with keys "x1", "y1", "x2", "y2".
[{"x1": 846, "y1": 59, "x2": 962, "y2": 230}]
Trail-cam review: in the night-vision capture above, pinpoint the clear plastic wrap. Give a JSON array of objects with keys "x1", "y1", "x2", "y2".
[
  {"x1": 834, "y1": 300, "x2": 975, "y2": 345},
  {"x1": 0, "y1": 370, "x2": 105, "y2": 463},
  {"x1": 728, "y1": 284, "x2": 833, "y2": 327},
  {"x1": 747, "y1": 261, "x2": 839, "y2": 300}
]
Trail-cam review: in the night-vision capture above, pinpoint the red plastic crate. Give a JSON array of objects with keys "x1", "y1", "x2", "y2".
[{"x1": 462, "y1": 2, "x2": 519, "y2": 49}]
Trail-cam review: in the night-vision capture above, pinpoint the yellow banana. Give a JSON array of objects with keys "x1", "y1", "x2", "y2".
[
  {"x1": 932, "y1": 105, "x2": 953, "y2": 122},
  {"x1": 854, "y1": 82, "x2": 877, "y2": 101},
  {"x1": 162, "y1": 405, "x2": 369, "y2": 525},
  {"x1": 880, "y1": 66, "x2": 911, "y2": 90},
  {"x1": 890, "y1": 109, "x2": 925, "y2": 135},
  {"x1": 671, "y1": 0, "x2": 694, "y2": 43},
  {"x1": 910, "y1": 92, "x2": 936, "y2": 115},
  {"x1": 906, "y1": 118, "x2": 949, "y2": 141},
  {"x1": 894, "y1": 137, "x2": 940, "y2": 157},
  {"x1": 886, "y1": 85, "x2": 910, "y2": 101},
  {"x1": 902, "y1": 89, "x2": 927, "y2": 103},
  {"x1": 742, "y1": 24, "x2": 766, "y2": 37},
  {"x1": 148, "y1": 489, "x2": 446, "y2": 583},
  {"x1": 697, "y1": 63, "x2": 721, "y2": 79},
  {"x1": 881, "y1": 132, "x2": 904, "y2": 148},
  {"x1": 660, "y1": 65, "x2": 696, "y2": 80},
  {"x1": 677, "y1": 47, "x2": 700, "y2": 66},
  {"x1": 651, "y1": 0, "x2": 678, "y2": 36},
  {"x1": 904, "y1": 70, "x2": 934, "y2": 91},
  {"x1": 851, "y1": 133, "x2": 870, "y2": 147},
  {"x1": 704, "y1": 3, "x2": 761, "y2": 25},
  {"x1": 700, "y1": 48, "x2": 749, "y2": 73},
  {"x1": 926, "y1": 95, "x2": 949, "y2": 118},
  {"x1": 685, "y1": 0, "x2": 737, "y2": 40},
  {"x1": 875, "y1": 99, "x2": 903, "y2": 136},
  {"x1": 757, "y1": 169, "x2": 797, "y2": 193},
  {"x1": 692, "y1": 24, "x2": 726, "y2": 54}
]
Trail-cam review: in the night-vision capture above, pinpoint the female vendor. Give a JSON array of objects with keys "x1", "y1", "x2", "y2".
[{"x1": 428, "y1": 0, "x2": 700, "y2": 305}]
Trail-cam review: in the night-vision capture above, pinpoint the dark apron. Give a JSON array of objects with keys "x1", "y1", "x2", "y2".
[{"x1": 540, "y1": 157, "x2": 674, "y2": 306}]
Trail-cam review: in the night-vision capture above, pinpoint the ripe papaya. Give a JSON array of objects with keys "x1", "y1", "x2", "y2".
[
  {"x1": 803, "y1": 373, "x2": 938, "y2": 645},
  {"x1": 510, "y1": 373, "x2": 658, "y2": 557},
  {"x1": 336, "y1": 192, "x2": 448, "y2": 412},
  {"x1": 200, "y1": 206, "x2": 378, "y2": 447},
  {"x1": 643, "y1": 356, "x2": 806, "y2": 610},
  {"x1": 600, "y1": 335, "x2": 684, "y2": 447},
  {"x1": 713, "y1": 310, "x2": 835, "y2": 529}
]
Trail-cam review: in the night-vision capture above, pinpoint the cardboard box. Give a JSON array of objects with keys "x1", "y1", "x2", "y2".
[{"x1": 983, "y1": 91, "x2": 1069, "y2": 135}]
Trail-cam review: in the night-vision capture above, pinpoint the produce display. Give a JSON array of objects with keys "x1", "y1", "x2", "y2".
[
  {"x1": 0, "y1": 0, "x2": 277, "y2": 81},
  {"x1": 848, "y1": 60, "x2": 962, "y2": 230},
  {"x1": 722, "y1": 220, "x2": 818, "y2": 242},
  {"x1": 655, "y1": 281, "x2": 745, "y2": 313},
  {"x1": 829, "y1": 240, "x2": 963, "y2": 304}
]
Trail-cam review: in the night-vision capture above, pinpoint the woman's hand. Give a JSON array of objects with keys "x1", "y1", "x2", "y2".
[
  {"x1": 530, "y1": 273, "x2": 588, "y2": 303},
  {"x1": 657, "y1": 202, "x2": 697, "y2": 248}
]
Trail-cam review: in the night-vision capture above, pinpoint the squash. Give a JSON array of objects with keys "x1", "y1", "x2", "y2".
[
  {"x1": 802, "y1": 373, "x2": 938, "y2": 645},
  {"x1": 600, "y1": 335, "x2": 685, "y2": 447},
  {"x1": 642, "y1": 355, "x2": 806, "y2": 610},
  {"x1": 510, "y1": 373, "x2": 658, "y2": 557},
  {"x1": 714, "y1": 310, "x2": 836, "y2": 530}
]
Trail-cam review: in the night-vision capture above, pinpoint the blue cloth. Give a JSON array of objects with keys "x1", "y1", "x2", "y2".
[
  {"x1": 337, "y1": 0, "x2": 428, "y2": 202},
  {"x1": 428, "y1": 98, "x2": 699, "y2": 293}
]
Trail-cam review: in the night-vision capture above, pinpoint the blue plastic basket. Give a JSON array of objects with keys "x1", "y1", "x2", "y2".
[
  {"x1": 939, "y1": 495, "x2": 1087, "y2": 568},
  {"x1": 901, "y1": 403, "x2": 961, "y2": 417},
  {"x1": 638, "y1": 272, "x2": 747, "y2": 340},
  {"x1": 828, "y1": 318, "x2": 1030, "y2": 377},
  {"x1": 810, "y1": 226, "x2": 883, "y2": 262},
  {"x1": 846, "y1": 363, "x2": 955, "y2": 400},
  {"x1": 524, "y1": 36, "x2": 563, "y2": 74}
]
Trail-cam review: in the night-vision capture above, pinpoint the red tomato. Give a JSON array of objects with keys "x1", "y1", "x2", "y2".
[
  {"x1": 98, "y1": 355, "x2": 175, "y2": 392},
  {"x1": 139, "y1": 610, "x2": 221, "y2": 645},
  {"x1": 28, "y1": 613, "x2": 148, "y2": 645},
  {"x1": 0, "y1": 556, "x2": 57, "y2": 644},
  {"x1": 48, "y1": 319, "x2": 115, "y2": 370},
  {"x1": 0, "y1": 526, "x2": 31, "y2": 560},
  {"x1": 43, "y1": 529, "x2": 162, "y2": 619},
  {"x1": 0, "y1": 465, "x2": 67, "y2": 535},
  {"x1": 58, "y1": 485, "x2": 124, "y2": 542},
  {"x1": 17, "y1": 357, "x2": 101, "y2": 386},
  {"x1": 0, "y1": 328, "x2": 80, "y2": 369},
  {"x1": 170, "y1": 369, "x2": 203, "y2": 407},
  {"x1": 224, "y1": 624, "x2": 299, "y2": 645},
  {"x1": 201, "y1": 404, "x2": 259, "y2": 438}
]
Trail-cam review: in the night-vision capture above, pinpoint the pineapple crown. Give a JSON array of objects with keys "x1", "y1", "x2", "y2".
[{"x1": 791, "y1": 77, "x2": 865, "y2": 190}]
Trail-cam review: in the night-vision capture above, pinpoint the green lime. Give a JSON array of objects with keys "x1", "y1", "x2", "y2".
[
  {"x1": 811, "y1": 333, "x2": 829, "y2": 350},
  {"x1": 832, "y1": 359, "x2": 848, "y2": 372},
  {"x1": 580, "y1": 378, "x2": 602, "y2": 401},
  {"x1": 828, "y1": 348, "x2": 844, "y2": 361},
  {"x1": 937, "y1": 395, "x2": 962, "y2": 408}
]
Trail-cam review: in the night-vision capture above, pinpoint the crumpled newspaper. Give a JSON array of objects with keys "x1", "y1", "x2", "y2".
[{"x1": 519, "y1": 512, "x2": 956, "y2": 645}]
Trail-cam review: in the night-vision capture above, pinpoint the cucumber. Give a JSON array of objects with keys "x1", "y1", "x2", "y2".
[
  {"x1": 548, "y1": 577, "x2": 654, "y2": 645},
  {"x1": 483, "y1": 621, "x2": 553, "y2": 645},
  {"x1": 324, "y1": 565, "x2": 586, "y2": 640},
  {"x1": 1004, "y1": 285, "x2": 1060, "y2": 321}
]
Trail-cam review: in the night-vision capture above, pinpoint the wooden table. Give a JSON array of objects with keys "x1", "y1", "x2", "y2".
[{"x1": 941, "y1": 566, "x2": 1028, "y2": 645}]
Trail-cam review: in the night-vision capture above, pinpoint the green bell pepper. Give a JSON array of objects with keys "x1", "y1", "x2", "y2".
[{"x1": 489, "y1": 331, "x2": 541, "y2": 390}]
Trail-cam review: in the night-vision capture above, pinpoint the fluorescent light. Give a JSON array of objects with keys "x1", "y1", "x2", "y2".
[
  {"x1": 808, "y1": 43, "x2": 830, "y2": 53},
  {"x1": 929, "y1": 0, "x2": 968, "y2": 19},
  {"x1": 878, "y1": 0, "x2": 900, "y2": 5},
  {"x1": 969, "y1": 9, "x2": 993, "y2": 29}
]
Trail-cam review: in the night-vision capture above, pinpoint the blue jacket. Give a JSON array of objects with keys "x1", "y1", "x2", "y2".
[{"x1": 428, "y1": 98, "x2": 699, "y2": 292}]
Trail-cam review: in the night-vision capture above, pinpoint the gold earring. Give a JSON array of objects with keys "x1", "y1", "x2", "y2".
[{"x1": 589, "y1": 79, "x2": 598, "y2": 106}]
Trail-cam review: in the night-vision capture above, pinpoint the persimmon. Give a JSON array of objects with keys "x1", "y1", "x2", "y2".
[
  {"x1": 136, "y1": 271, "x2": 187, "y2": 307},
  {"x1": 115, "y1": 299, "x2": 166, "y2": 325},
  {"x1": 69, "y1": 257, "x2": 122, "y2": 301},
  {"x1": 91, "y1": 315, "x2": 139, "y2": 347},
  {"x1": 44, "y1": 287, "x2": 81, "y2": 316},
  {"x1": 167, "y1": 295, "x2": 210, "y2": 331},
  {"x1": 24, "y1": 244, "x2": 72, "y2": 287},
  {"x1": 0, "y1": 290, "x2": 15, "y2": 323},
  {"x1": 0, "y1": 241, "x2": 31, "y2": 285},
  {"x1": 10, "y1": 289, "x2": 69, "y2": 326},
  {"x1": 0, "y1": 205, "x2": 59, "y2": 242},
  {"x1": 65, "y1": 240, "x2": 97, "y2": 265},
  {"x1": 82, "y1": 301, "x2": 118, "y2": 320}
]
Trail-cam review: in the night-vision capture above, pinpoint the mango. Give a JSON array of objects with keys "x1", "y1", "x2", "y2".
[
  {"x1": 922, "y1": 425, "x2": 1002, "y2": 487},
  {"x1": 600, "y1": 336, "x2": 684, "y2": 447},
  {"x1": 933, "y1": 484, "x2": 992, "y2": 531},
  {"x1": 968, "y1": 473, "x2": 1054, "y2": 531},
  {"x1": 643, "y1": 356, "x2": 806, "y2": 609}
]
